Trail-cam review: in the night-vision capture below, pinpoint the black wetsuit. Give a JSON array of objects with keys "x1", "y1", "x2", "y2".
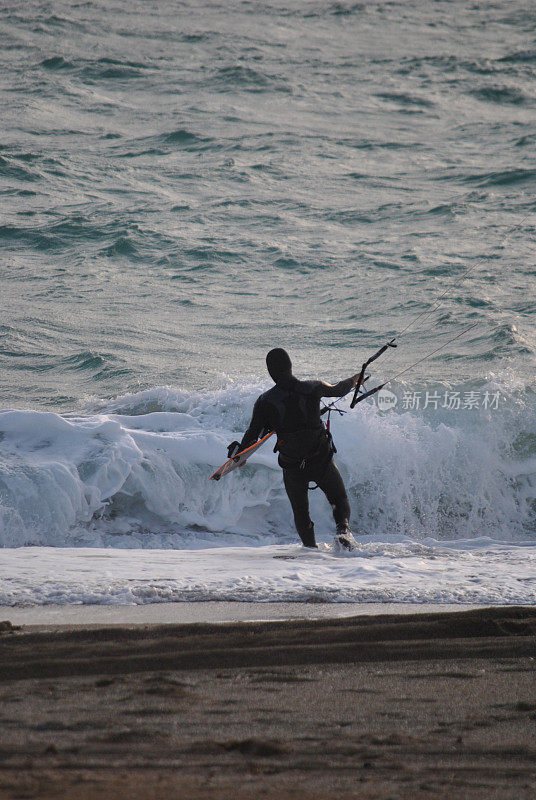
[{"x1": 240, "y1": 373, "x2": 353, "y2": 547}]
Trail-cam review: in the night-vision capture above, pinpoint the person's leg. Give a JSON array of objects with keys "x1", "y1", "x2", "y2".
[
  {"x1": 315, "y1": 460, "x2": 351, "y2": 532},
  {"x1": 283, "y1": 468, "x2": 317, "y2": 547}
]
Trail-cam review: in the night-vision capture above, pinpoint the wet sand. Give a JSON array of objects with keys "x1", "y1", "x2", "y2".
[
  {"x1": 0, "y1": 607, "x2": 535, "y2": 799},
  {"x1": 1, "y1": 600, "x2": 489, "y2": 628}
]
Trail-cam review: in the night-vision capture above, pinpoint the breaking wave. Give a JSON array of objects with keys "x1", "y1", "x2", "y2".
[{"x1": 0, "y1": 378, "x2": 534, "y2": 548}]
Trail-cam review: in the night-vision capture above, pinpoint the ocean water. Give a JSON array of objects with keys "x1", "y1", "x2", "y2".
[{"x1": 1, "y1": 0, "x2": 535, "y2": 605}]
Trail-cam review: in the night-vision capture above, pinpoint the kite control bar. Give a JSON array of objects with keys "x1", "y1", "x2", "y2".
[
  {"x1": 350, "y1": 323, "x2": 478, "y2": 408},
  {"x1": 350, "y1": 338, "x2": 397, "y2": 408}
]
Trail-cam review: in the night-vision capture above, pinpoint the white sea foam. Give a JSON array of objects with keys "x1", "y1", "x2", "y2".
[
  {"x1": 1, "y1": 540, "x2": 535, "y2": 606},
  {"x1": 0, "y1": 379, "x2": 534, "y2": 550}
]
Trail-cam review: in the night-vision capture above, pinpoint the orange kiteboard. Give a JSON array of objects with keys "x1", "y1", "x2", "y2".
[{"x1": 210, "y1": 431, "x2": 275, "y2": 481}]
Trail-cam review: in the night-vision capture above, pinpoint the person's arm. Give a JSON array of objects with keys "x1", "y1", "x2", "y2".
[
  {"x1": 225, "y1": 397, "x2": 269, "y2": 458},
  {"x1": 317, "y1": 374, "x2": 360, "y2": 398},
  {"x1": 239, "y1": 397, "x2": 269, "y2": 449}
]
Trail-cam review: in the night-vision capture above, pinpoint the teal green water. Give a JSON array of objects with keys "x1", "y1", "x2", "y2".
[{"x1": 1, "y1": 0, "x2": 535, "y2": 408}]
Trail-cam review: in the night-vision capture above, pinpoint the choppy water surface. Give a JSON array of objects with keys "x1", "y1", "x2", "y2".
[
  {"x1": 2, "y1": 0, "x2": 535, "y2": 401},
  {"x1": 1, "y1": 1, "x2": 535, "y2": 598}
]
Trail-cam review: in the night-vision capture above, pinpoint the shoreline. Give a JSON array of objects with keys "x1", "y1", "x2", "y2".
[{"x1": 0, "y1": 600, "x2": 491, "y2": 628}]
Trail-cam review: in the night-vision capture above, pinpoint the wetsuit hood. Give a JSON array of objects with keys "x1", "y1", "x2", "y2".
[{"x1": 266, "y1": 348, "x2": 292, "y2": 384}]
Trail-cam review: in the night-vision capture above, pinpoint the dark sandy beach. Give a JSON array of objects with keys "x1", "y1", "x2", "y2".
[{"x1": 0, "y1": 607, "x2": 535, "y2": 799}]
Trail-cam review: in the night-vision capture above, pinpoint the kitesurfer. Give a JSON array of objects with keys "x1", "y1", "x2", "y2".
[{"x1": 228, "y1": 348, "x2": 359, "y2": 550}]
